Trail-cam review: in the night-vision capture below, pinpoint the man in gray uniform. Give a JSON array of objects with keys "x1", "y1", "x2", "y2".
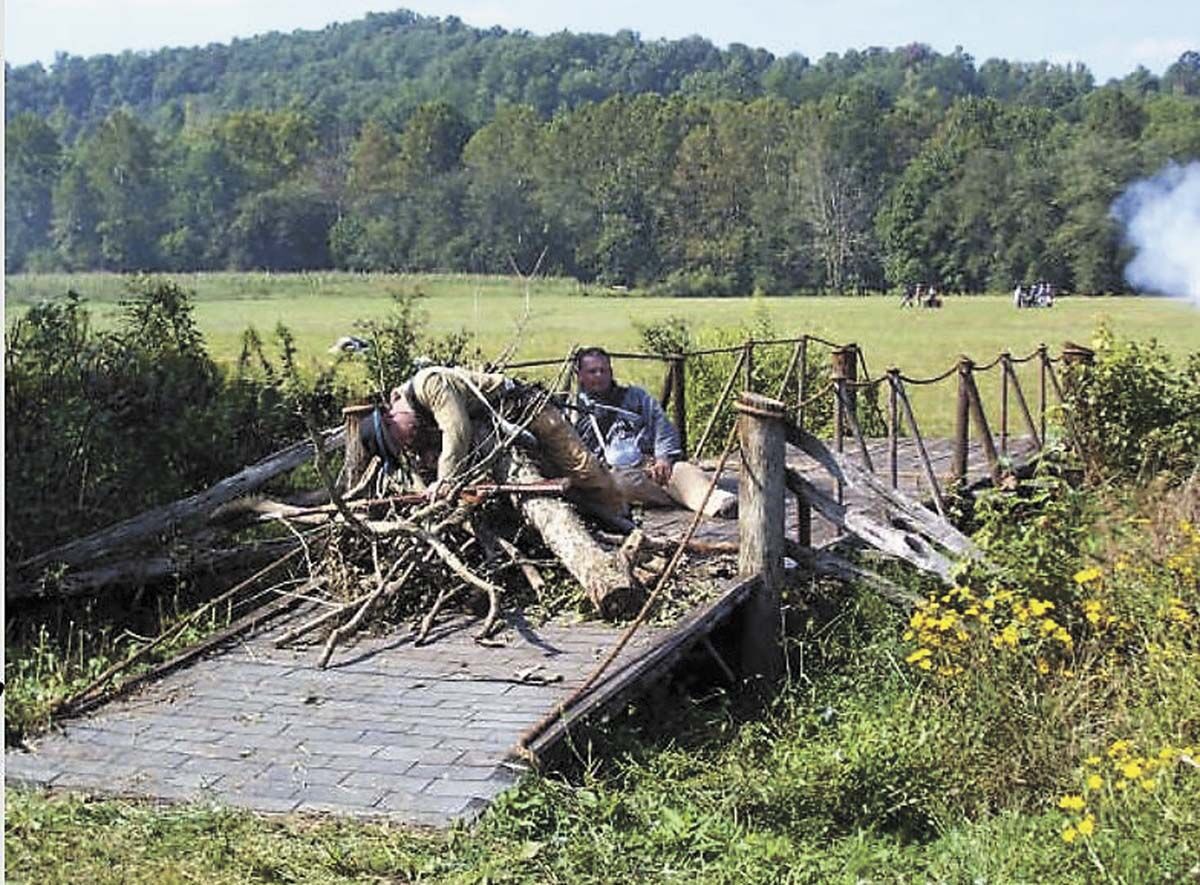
[{"x1": 573, "y1": 347, "x2": 737, "y2": 518}]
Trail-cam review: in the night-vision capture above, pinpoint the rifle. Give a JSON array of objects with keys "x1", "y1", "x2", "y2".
[{"x1": 210, "y1": 480, "x2": 571, "y2": 526}]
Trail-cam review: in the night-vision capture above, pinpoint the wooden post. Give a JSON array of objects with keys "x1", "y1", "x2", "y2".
[
  {"x1": 1000, "y1": 353, "x2": 1010, "y2": 457},
  {"x1": 1061, "y1": 343, "x2": 1095, "y2": 396},
  {"x1": 796, "y1": 336, "x2": 809, "y2": 432},
  {"x1": 831, "y1": 345, "x2": 858, "y2": 455},
  {"x1": 953, "y1": 356, "x2": 972, "y2": 486},
  {"x1": 1038, "y1": 343, "x2": 1048, "y2": 445},
  {"x1": 671, "y1": 354, "x2": 687, "y2": 458},
  {"x1": 887, "y1": 368, "x2": 900, "y2": 490},
  {"x1": 744, "y1": 341, "x2": 755, "y2": 392},
  {"x1": 964, "y1": 369, "x2": 1002, "y2": 485},
  {"x1": 342, "y1": 404, "x2": 376, "y2": 491},
  {"x1": 737, "y1": 392, "x2": 786, "y2": 682}
]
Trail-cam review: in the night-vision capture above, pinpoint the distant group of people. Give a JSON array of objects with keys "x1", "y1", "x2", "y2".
[
  {"x1": 900, "y1": 282, "x2": 943, "y2": 309},
  {"x1": 356, "y1": 346, "x2": 737, "y2": 533},
  {"x1": 1013, "y1": 281, "x2": 1055, "y2": 308}
]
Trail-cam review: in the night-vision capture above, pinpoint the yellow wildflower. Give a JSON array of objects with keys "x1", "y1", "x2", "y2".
[
  {"x1": 1085, "y1": 755, "x2": 1101, "y2": 766},
  {"x1": 1107, "y1": 740, "x2": 1130, "y2": 758},
  {"x1": 1140, "y1": 779, "x2": 1156, "y2": 792},
  {"x1": 1086, "y1": 774, "x2": 1103, "y2": 791},
  {"x1": 1077, "y1": 815, "x2": 1095, "y2": 837},
  {"x1": 1074, "y1": 566, "x2": 1102, "y2": 584},
  {"x1": 1061, "y1": 825, "x2": 1077, "y2": 843},
  {"x1": 905, "y1": 648, "x2": 932, "y2": 664},
  {"x1": 1057, "y1": 794, "x2": 1086, "y2": 811},
  {"x1": 1029, "y1": 598, "x2": 1054, "y2": 617},
  {"x1": 917, "y1": 658, "x2": 932, "y2": 671},
  {"x1": 1121, "y1": 760, "x2": 1143, "y2": 779},
  {"x1": 1036, "y1": 658, "x2": 1050, "y2": 675},
  {"x1": 1115, "y1": 779, "x2": 1128, "y2": 791}
]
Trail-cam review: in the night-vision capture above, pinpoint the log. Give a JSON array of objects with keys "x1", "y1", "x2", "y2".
[
  {"x1": 16, "y1": 427, "x2": 345, "y2": 577},
  {"x1": 8, "y1": 538, "x2": 300, "y2": 602},
  {"x1": 493, "y1": 449, "x2": 643, "y2": 619}
]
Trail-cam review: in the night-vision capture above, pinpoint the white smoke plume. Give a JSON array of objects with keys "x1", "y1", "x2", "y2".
[{"x1": 1111, "y1": 161, "x2": 1200, "y2": 306}]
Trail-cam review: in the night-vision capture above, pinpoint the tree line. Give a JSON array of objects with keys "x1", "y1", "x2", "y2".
[{"x1": 5, "y1": 11, "x2": 1200, "y2": 292}]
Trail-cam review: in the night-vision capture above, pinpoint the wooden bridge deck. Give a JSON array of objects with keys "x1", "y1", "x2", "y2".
[{"x1": 6, "y1": 437, "x2": 1036, "y2": 827}]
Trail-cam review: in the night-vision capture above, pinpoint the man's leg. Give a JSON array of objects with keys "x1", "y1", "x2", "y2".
[
  {"x1": 613, "y1": 466, "x2": 677, "y2": 508},
  {"x1": 666, "y1": 461, "x2": 738, "y2": 517},
  {"x1": 528, "y1": 405, "x2": 627, "y2": 516}
]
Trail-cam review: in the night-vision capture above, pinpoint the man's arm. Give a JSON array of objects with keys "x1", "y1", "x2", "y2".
[
  {"x1": 415, "y1": 372, "x2": 476, "y2": 483},
  {"x1": 624, "y1": 386, "x2": 681, "y2": 483}
]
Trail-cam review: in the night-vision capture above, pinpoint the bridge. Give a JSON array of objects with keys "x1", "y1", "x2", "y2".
[{"x1": 6, "y1": 337, "x2": 1091, "y2": 827}]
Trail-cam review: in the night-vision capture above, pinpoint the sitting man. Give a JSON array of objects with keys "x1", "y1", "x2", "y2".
[
  {"x1": 359, "y1": 364, "x2": 627, "y2": 525},
  {"x1": 573, "y1": 346, "x2": 738, "y2": 518}
]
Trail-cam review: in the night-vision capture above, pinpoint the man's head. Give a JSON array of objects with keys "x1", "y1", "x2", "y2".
[
  {"x1": 576, "y1": 346, "x2": 614, "y2": 396},
  {"x1": 359, "y1": 400, "x2": 420, "y2": 469}
]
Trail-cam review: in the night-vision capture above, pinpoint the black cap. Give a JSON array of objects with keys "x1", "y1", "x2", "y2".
[{"x1": 359, "y1": 406, "x2": 398, "y2": 472}]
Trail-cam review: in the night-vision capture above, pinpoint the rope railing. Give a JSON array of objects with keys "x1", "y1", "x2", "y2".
[{"x1": 495, "y1": 335, "x2": 1091, "y2": 507}]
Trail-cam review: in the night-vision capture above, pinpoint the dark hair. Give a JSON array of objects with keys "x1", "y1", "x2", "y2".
[{"x1": 574, "y1": 346, "x2": 612, "y2": 370}]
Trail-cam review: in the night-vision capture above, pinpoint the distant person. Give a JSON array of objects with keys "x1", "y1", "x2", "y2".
[
  {"x1": 573, "y1": 347, "x2": 738, "y2": 518},
  {"x1": 900, "y1": 283, "x2": 917, "y2": 308},
  {"x1": 1013, "y1": 284, "x2": 1024, "y2": 308}
]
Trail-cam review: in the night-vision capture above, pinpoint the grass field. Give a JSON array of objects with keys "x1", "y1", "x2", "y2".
[{"x1": 7, "y1": 271, "x2": 1199, "y2": 435}]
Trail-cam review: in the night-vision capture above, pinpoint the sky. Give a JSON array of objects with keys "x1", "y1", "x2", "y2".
[{"x1": 3, "y1": 0, "x2": 1198, "y2": 82}]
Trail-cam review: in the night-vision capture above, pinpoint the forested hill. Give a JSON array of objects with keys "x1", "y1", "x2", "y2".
[
  {"x1": 9, "y1": 9, "x2": 1198, "y2": 143},
  {"x1": 5, "y1": 10, "x2": 1200, "y2": 292}
]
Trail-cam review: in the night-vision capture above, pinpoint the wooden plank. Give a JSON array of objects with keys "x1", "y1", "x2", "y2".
[
  {"x1": 785, "y1": 426, "x2": 979, "y2": 559},
  {"x1": 524, "y1": 576, "x2": 759, "y2": 760}
]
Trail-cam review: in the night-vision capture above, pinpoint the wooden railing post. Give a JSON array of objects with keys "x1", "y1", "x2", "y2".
[
  {"x1": 744, "y1": 341, "x2": 755, "y2": 392},
  {"x1": 1000, "y1": 352, "x2": 1011, "y2": 457},
  {"x1": 737, "y1": 392, "x2": 786, "y2": 682},
  {"x1": 831, "y1": 345, "x2": 858, "y2": 455},
  {"x1": 342, "y1": 404, "x2": 375, "y2": 491},
  {"x1": 1061, "y1": 343, "x2": 1095, "y2": 394},
  {"x1": 670, "y1": 354, "x2": 687, "y2": 459},
  {"x1": 1038, "y1": 343, "x2": 1048, "y2": 445},
  {"x1": 796, "y1": 336, "x2": 809, "y2": 433},
  {"x1": 887, "y1": 368, "x2": 900, "y2": 490},
  {"x1": 953, "y1": 356, "x2": 972, "y2": 486}
]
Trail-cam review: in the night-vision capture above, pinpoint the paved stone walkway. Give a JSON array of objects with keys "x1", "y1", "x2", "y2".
[{"x1": 6, "y1": 610, "x2": 662, "y2": 827}]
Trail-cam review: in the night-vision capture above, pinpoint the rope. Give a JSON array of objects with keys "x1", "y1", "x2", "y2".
[
  {"x1": 897, "y1": 364, "x2": 959, "y2": 385},
  {"x1": 517, "y1": 423, "x2": 742, "y2": 757}
]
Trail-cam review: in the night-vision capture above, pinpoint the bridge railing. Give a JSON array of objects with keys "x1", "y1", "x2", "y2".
[{"x1": 500, "y1": 336, "x2": 1094, "y2": 516}]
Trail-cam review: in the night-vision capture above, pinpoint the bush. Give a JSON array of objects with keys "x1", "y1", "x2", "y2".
[{"x1": 1067, "y1": 326, "x2": 1200, "y2": 482}]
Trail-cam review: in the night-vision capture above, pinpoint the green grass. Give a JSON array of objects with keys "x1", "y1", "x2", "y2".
[{"x1": 7, "y1": 271, "x2": 1198, "y2": 437}]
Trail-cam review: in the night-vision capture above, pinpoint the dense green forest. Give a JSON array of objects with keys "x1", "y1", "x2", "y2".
[{"x1": 6, "y1": 10, "x2": 1200, "y2": 291}]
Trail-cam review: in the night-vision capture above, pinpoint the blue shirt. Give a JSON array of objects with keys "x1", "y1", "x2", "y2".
[{"x1": 575, "y1": 384, "x2": 682, "y2": 465}]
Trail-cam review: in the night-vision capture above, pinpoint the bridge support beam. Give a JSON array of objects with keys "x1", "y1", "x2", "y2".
[{"x1": 736, "y1": 392, "x2": 787, "y2": 682}]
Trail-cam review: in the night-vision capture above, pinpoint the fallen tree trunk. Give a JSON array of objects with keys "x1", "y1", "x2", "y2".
[
  {"x1": 494, "y1": 450, "x2": 644, "y2": 619},
  {"x1": 8, "y1": 538, "x2": 301, "y2": 602},
  {"x1": 15, "y1": 427, "x2": 344, "y2": 578}
]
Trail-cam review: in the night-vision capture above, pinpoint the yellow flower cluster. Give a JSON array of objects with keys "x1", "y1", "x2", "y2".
[
  {"x1": 1058, "y1": 738, "x2": 1200, "y2": 844},
  {"x1": 902, "y1": 585, "x2": 1075, "y2": 679}
]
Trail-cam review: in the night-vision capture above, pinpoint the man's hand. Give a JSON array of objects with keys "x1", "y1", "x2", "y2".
[
  {"x1": 648, "y1": 458, "x2": 673, "y2": 486},
  {"x1": 423, "y1": 479, "x2": 448, "y2": 502}
]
